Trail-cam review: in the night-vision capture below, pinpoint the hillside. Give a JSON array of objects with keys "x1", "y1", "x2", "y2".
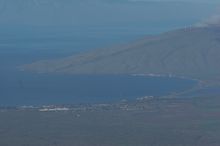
[{"x1": 20, "y1": 26, "x2": 220, "y2": 80}]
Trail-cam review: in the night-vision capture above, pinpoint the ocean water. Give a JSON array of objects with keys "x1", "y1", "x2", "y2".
[
  {"x1": 0, "y1": 27, "x2": 197, "y2": 106},
  {"x1": 0, "y1": 72, "x2": 196, "y2": 106}
]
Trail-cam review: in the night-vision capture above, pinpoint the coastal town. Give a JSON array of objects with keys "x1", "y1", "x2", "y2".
[{"x1": 0, "y1": 95, "x2": 195, "y2": 114}]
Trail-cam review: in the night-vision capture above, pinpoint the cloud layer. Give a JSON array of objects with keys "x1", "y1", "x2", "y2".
[{"x1": 196, "y1": 7, "x2": 220, "y2": 27}]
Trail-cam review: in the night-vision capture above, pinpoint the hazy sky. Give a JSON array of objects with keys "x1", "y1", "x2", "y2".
[
  {"x1": 0, "y1": 0, "x2": 218, "y2": 29},
  {"x1": 132, "y1": 0, "x2": 220, "y2": 3}
]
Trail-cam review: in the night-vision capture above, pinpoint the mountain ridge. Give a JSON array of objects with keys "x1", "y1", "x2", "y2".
[{"x1": 20, "y1": 26, "x2": 220, "y2": 81}]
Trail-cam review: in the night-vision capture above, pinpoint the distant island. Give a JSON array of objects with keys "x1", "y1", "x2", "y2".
[{"x1": 20, "y1": 26, "x2": 220, "y2": 81}]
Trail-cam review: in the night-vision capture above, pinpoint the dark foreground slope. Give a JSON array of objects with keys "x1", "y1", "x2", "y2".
[
  {"x1": 1, "y1": 97, "x2": 220, "y2": 146},
  {"x1": 21, "y1": 26, "x2": 220, "y2": 80}
]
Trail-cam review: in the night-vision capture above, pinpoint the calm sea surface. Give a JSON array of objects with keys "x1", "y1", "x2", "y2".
[{"x1": 0, "y1": 72, "x2": 196, "y2": 106}]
